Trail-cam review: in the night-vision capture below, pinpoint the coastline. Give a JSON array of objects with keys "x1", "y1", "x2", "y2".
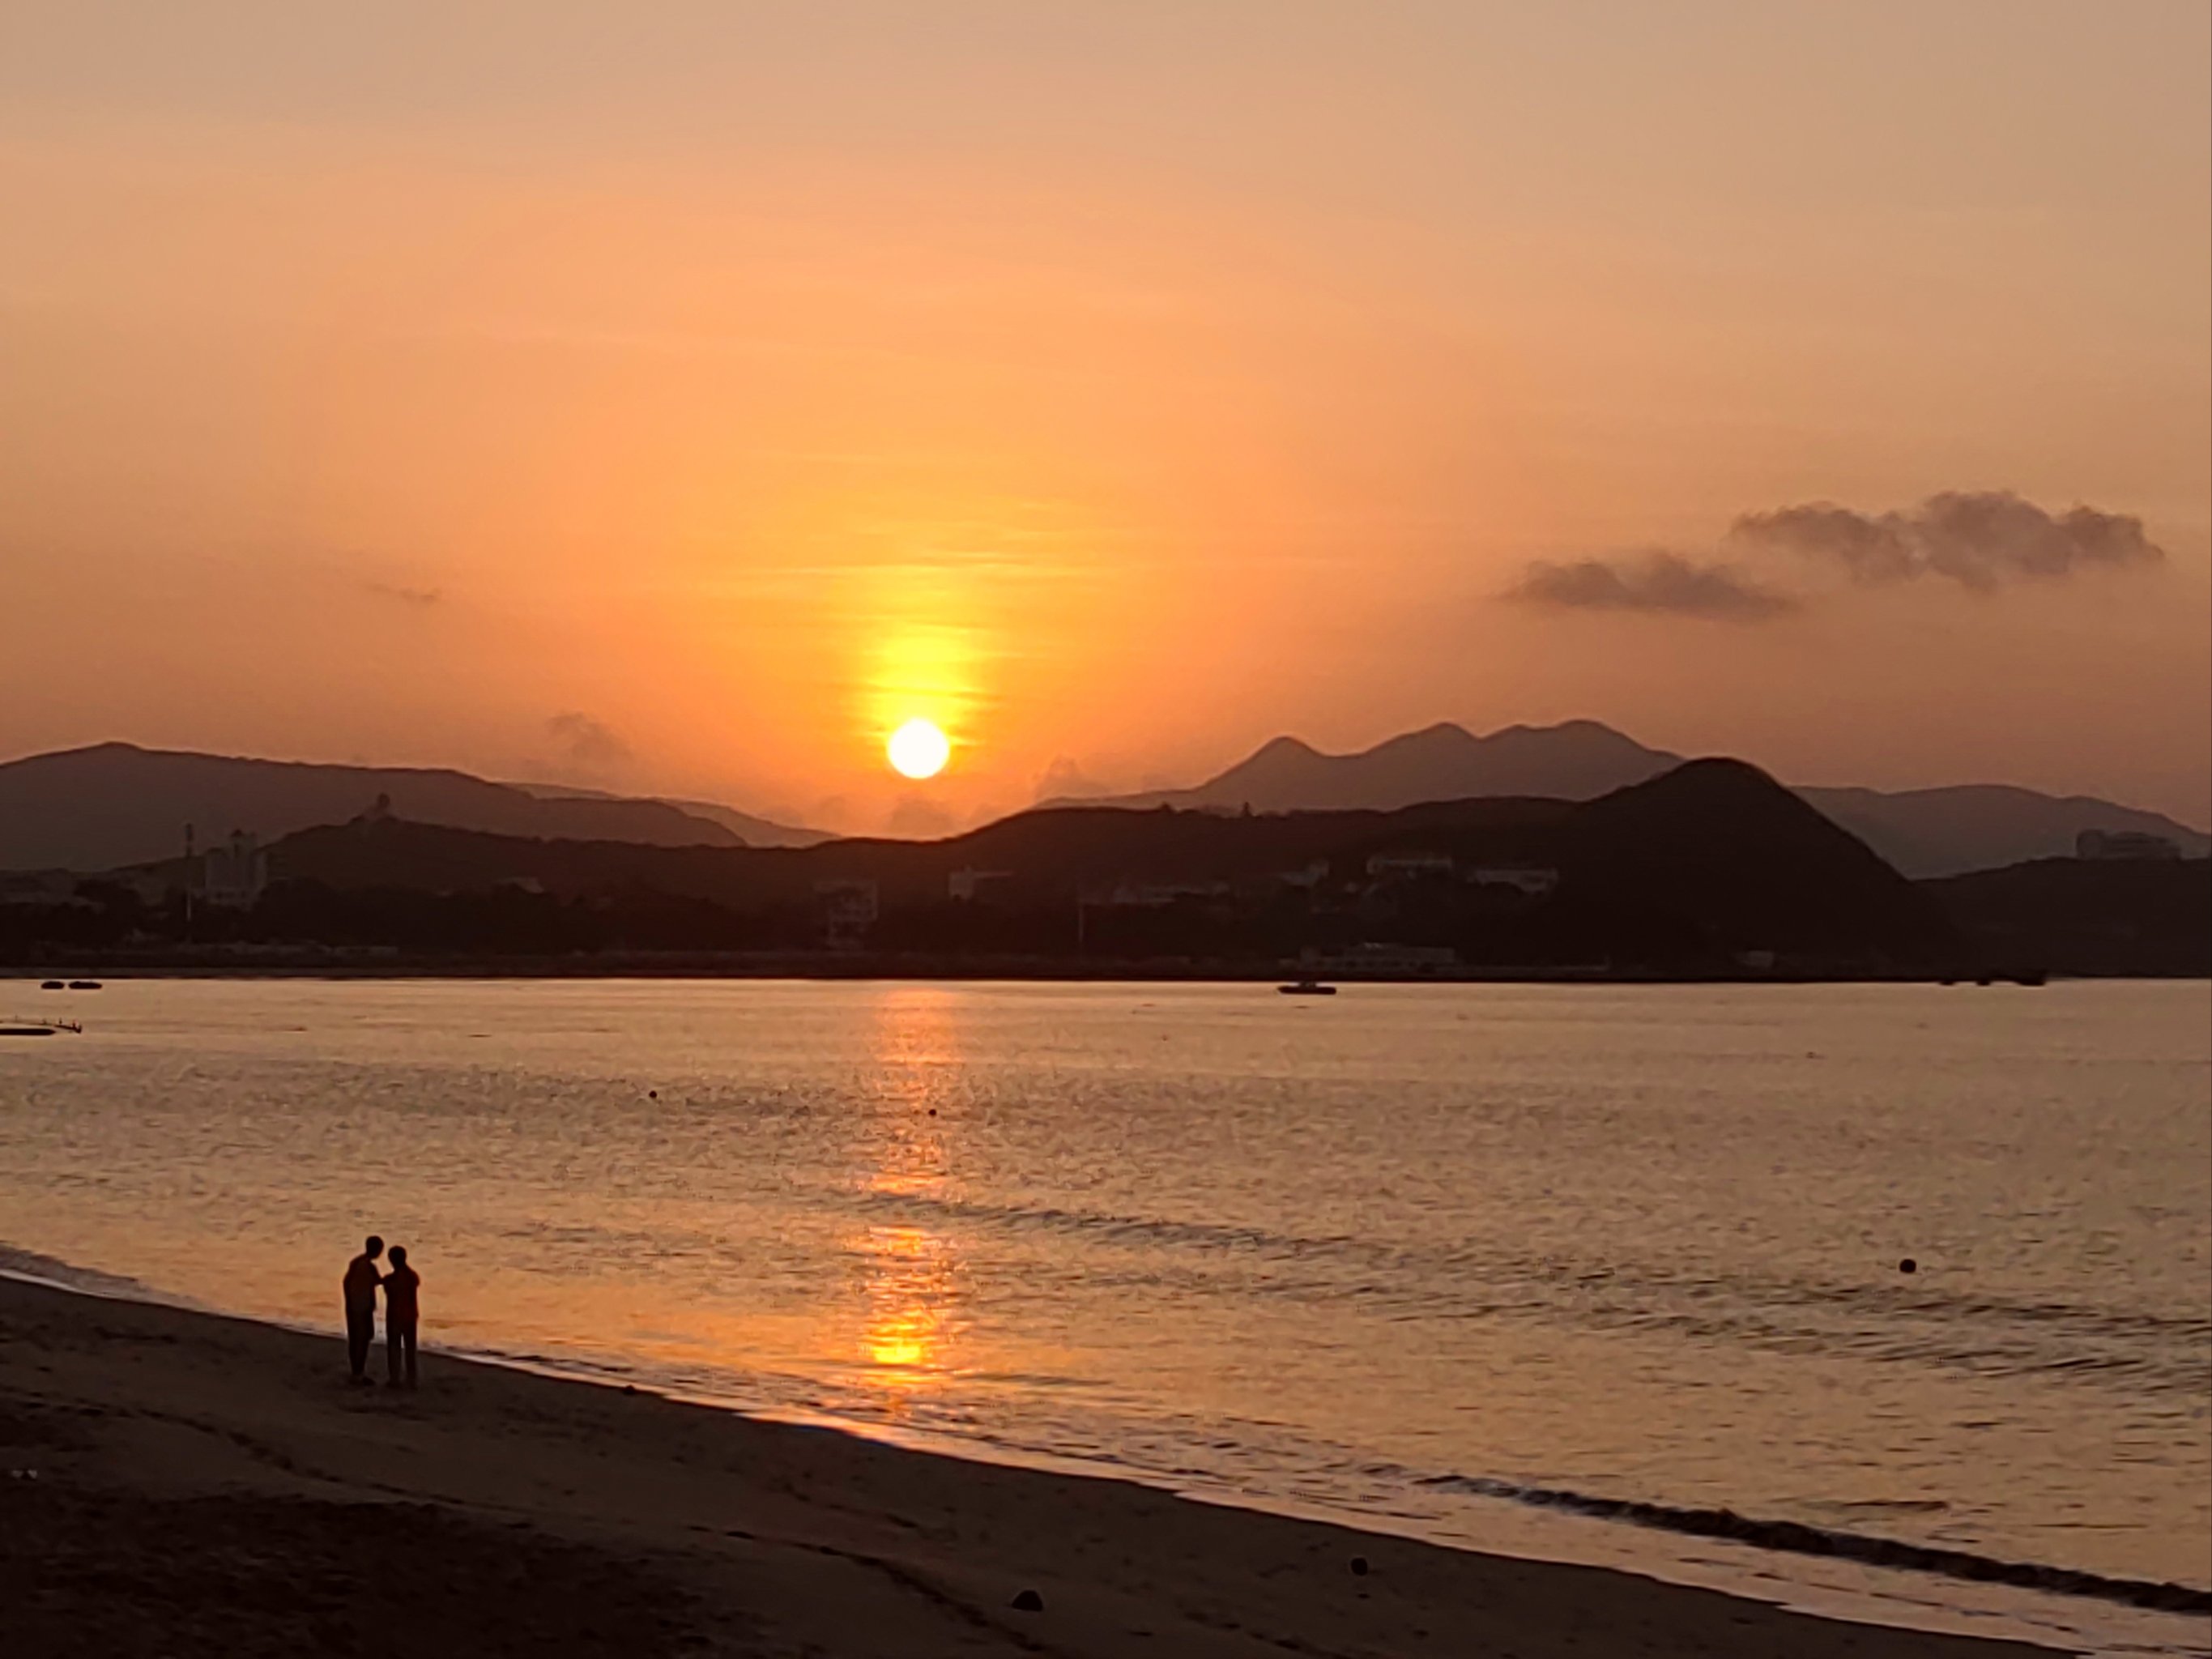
[
  {"x1": 0, "y1": 1274, "x2": 2067, "y2": 1658},
  {"x1": 2, "y1": 953, "x2": 2118, "y2": 983}
]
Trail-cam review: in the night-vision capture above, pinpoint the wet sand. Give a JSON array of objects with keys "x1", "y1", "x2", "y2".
[{"x1": 0, "y1": 1276, "x2": 2059, "y2": 1657}]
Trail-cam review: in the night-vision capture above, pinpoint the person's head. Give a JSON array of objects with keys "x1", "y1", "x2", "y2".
[
  {"x1": 364, "y1": 1235, "x2": 384, "y2": 1259},
  {"x1": 388, "y1": 1245, "x2": 408, "y2": 1269}
]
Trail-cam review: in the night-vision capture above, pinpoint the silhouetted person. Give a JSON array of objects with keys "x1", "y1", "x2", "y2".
[
  {"x1": 383, "y1": 1244, "x2": 420, "y2": 1389},
  {"x1": 343, "y1": 1235, "x2": 385, "y2": 1382}
]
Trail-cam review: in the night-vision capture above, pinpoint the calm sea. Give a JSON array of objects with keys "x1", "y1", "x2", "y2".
[{"x1": 2, "y1": 979, "x2": 2206, "y2": 1653}]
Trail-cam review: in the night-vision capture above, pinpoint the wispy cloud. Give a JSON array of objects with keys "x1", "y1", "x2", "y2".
[
  {"x1": 888, "y1": 794, "x2": 956, "y2": 838},
  {"x1": 546, "y1": 711, "x2": 632, "y2": 770},
  {"x1": 1731, "y1": 491, "x2": 2163, "y2": 591},
  {"x1": 1034, "y1": 754, "x2": 1118, "y2": 802},
  {"x1": 1507, "y1": 552, "x2": 1796, "y2": 621},
  {"x1": 360, "y1": 578, "x2": 443, "y2": 608}
]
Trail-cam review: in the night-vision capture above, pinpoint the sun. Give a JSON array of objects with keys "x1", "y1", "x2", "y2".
[{"x1": 886, "y1": 718, "x2": 951, "y2": 780}]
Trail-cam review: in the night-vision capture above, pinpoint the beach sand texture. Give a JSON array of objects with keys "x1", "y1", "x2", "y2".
[{"x1": 0, "y1": 1277, "x2": 2058, "y2": 1657}]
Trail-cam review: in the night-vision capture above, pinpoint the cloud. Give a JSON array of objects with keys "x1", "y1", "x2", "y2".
[
  {"x1": 362, "y1": 578, "x2": 443, "y2": 608},
  {"x1": 1034, "y1": 754, "x2": 1116, "y2": 801},
  {"x1": 1507, "y1": 551, "x2": 1796, "y2": 621},
  {"x1": 1732, "y1": 491, "x2": 2163, "y2": 591},
  {"x1": 545, "y1": 711, "x2": 633, "y2": 770},
  {"x1": 888, "y1": 795, "x2": 957, "y2": 838}
]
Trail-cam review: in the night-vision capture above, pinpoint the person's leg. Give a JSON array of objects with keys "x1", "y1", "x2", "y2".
[
  {"x1": 401, "y1": 1324, "x2": 418, "y2": 1388},
  {"x1": 347, "y1": 1307, "x2": 371, "y2": 1379},
  {"x1": 386, "y1": 1317, "x2": 402, "y2": 1386}
]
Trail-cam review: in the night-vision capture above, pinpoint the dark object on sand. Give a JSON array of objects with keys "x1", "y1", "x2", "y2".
[
  {"x1": 1278, "y1": 979, "x2": 1337, "y2": 996},
  {"x1": 1899, "y1": 1258, "x2": 1918, "y2": 1274},
  {"x1": 67, "y1": 980, "x2": 103, "y2": 991},
  {"x1": 40, "y1": 980, "x2": 64, "y2": 990},
  {"x1": 1350, "y1": 1556, "x2": 1370, "y2": 1576},
  {"x1": 1010, "y1": 1589, "x2": 1045, "y2": 1612}
]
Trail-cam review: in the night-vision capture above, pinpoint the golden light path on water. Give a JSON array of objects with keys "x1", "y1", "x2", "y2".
[{"x1": 853, "y1": 989, "x2": 965, "y2": 1401}]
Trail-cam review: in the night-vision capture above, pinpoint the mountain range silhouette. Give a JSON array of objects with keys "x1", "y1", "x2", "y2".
[
  {"x1": 0, "y1": 723, "x2": 2202, "y2": 880},
  {"x1": 1047, "y1": 720, "x2": 2208, "y2": 878}
]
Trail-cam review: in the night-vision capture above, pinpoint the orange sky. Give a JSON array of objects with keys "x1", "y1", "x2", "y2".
[{"x1": 2, "y1": 2, "x2": 2206, "y2": 830}]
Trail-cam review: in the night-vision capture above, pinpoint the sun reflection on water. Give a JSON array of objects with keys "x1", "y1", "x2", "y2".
[
  {"x1": 857, "y1": 1224, "x2": 957, "y2": 1383},
  {"x1": 850, "y1": 988, "x2": 968, "y2": 1397}
]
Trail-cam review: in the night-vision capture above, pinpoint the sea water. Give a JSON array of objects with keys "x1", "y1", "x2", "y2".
[{"x1": 2, "y1": 978, "x2": 2206, "y2": 1653}]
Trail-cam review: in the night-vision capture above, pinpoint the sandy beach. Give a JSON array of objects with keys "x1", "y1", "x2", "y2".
[{"x1": 0, "y1": 1275, "x2": 2064, "y2": 1658}]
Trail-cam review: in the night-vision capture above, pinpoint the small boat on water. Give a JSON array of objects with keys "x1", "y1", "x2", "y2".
[
  {"x1": 1, "y1": 1015, "x2": 83, "y2": 1037},
  {"x1": 1277, "y1": 978, "x2": 1338, "y2": 996}
]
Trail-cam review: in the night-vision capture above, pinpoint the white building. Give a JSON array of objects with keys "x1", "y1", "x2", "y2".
[
  {"x1": 1301, "y1": 941, "x2": 1459, "y2": 974},
  {"x1": 1365, "y1": 851, "x2": 1455, "y2": 880},
  {"x1": 2077, "y1": 830, "x2": 2180, "y2": 861},
  {"x1": 814, "y1": 879, "x2": 879, "y2": 950},
  {"x1": 201, "y1": 831, "x2": 268, "y2": 908},
  {"x1": 1467, "y1": 865, "x2": 1559, "y2": 898},
  {"x1": 948, "y1": 868, "x2": 1012, "y2": 902}
]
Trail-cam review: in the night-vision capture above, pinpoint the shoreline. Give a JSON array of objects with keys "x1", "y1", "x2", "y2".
[
  {"x1": 0, "y1": 1273, "x2": 2080, "y2": 1658},
  {"x1": 3, "y1": 957, "x2": 2128, "y2": 984}
]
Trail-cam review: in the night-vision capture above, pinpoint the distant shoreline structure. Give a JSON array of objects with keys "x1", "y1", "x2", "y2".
[{"x1": 0, "y1": 955, "x2": 2132, "y2": 985}]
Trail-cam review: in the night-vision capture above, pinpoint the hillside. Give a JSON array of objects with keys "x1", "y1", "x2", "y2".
[
  {"x1": 1063, "y1": 721, "x2": 2208, "y2": 878},
  {"x1": 509, "y1": 783, "x2": 825, "y2": 848},
  {"x1": 0, "y1": 744, "x2": 761, "y2": 871},
  {"x1": 1924, "y1": 857, "x2": 2211, "y2": 977},
  {"x1": 1796, "y1": 784, "x2": 2210, "y2": 880},
  {"x1": 45, "y1": 758, "x2": 1950, "y2": 972}
]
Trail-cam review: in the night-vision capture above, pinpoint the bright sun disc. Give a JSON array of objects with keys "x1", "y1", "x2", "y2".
[{"x1": 886, "y1": 719, "x2": 951, "y2": 780}]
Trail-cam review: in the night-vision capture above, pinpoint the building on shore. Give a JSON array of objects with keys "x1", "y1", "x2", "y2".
[
  {"x1": 201, "y1": 830, "x2": 269, "y2": 909},
  {"x1": 2076, "y1": 830, "x2": 2181, "y2": 861},
  {"x1": 814, "y1": 879, "x2": 880, "y2": 950}
]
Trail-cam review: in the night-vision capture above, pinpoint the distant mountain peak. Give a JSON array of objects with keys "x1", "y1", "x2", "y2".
[
  {"x1": 1074, "y1": 719, "x2": 1681, "y2": 817},
  {"x1": 1373, "y1": 722, "x2": 1481, "y2": 752}
]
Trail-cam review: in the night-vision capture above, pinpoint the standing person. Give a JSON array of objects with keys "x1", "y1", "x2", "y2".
[
  {"x1": 342, "y1": 1236, "x2": 385, "y2": 1383},
  {"x1": 382, "y1": 1244, "x2": 421, "y2": 1389}
]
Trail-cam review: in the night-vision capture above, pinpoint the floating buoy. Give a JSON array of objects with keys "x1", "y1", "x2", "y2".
[{"x1": 1899, "y1": 1258, "x2": 1918, "y2": 1274}]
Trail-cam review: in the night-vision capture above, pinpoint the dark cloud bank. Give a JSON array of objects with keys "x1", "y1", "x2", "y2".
[
  {"x1": 1511, "y1": 490, "x2": 2163, "y2": 621},
  {"x1": 1510, "y1": 552, "x2": 1793, "y2": 621},
  {"x1": 1732, "y1": 491, "x2": 2163, "y2": 590}
]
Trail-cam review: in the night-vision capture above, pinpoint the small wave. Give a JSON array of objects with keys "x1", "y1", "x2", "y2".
[
  {"x1": 847, "y1": 1188, "x2": 2210, "y2": 1392},
  {"x1": 1417, "y1": 1473, "x2": 2212, "y2": 1614},
  {"x1": 0, "y1": 1242, "x2": 176, "y2": 1306}
]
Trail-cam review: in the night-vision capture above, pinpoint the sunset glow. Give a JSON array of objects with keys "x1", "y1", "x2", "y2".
[
  {"x1": 0, "y1": 4, "x2": 2203, "y2": 834},
  {"x1": 0, "y1": 14, "x2": 2206, "y2": 1648},
  {"x1": 886, "y1": 719, "x2": 951, "y2": 781}
]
